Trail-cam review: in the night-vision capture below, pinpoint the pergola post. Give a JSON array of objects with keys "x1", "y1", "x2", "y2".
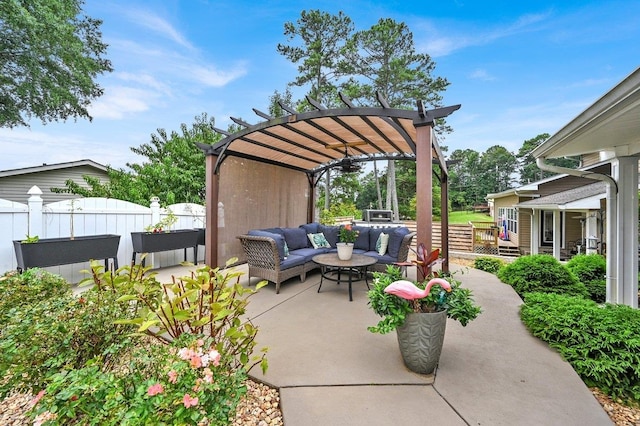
[
  {"x1": 205, "y1": 154, "x2": 219, "y2": 267},
  {"x1": 440, "y1": 166, "x2": 450, "y2": 273},
  {"x1": 415, "y1": 124, "x2": 433, "y2": 252}
]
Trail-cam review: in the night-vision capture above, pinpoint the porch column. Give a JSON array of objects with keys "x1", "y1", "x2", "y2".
[
  {"x1": 611, "y1": 156, "x2": 638, "y2": 307},
  {"x1": 530, "y1": 210, "x2": 539, "y2": 255},
  {"x1": 552, "y1": 210, "x2": 561, "y2": 259},
  {"x1": 415, "y1": 123, "x2": 433, "y2": 251},
  {"x1": 205, "y1": 155, "x2": 219, "y2": 268}
]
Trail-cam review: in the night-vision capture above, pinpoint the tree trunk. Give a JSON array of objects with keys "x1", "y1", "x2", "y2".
[
  {"x1": 324, "y1": 169, "x2": 331, "y2": 211},
  {"x1": 386, "y1": 160, "x2": 399, "y2": 221},
  {"x1": 374, "y1": 161, "x2": 383, "y2": 209}
]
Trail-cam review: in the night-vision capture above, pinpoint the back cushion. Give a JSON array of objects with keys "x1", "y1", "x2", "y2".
[
  {"x1": 388, "y1": 227, "x2": 410, "y2": 258},
  {"x1": 353, "y1": 226, "x2": 370, "y2": 250},
  {"x1": 300, "y1": 222, "x2": 320, "y2": 235},
  {"x1": 282, "y1": 227, "x2": 309, "y2": 250},
  {"x1": 318, "y1": 225, "x2": 339, "y2": 247}
]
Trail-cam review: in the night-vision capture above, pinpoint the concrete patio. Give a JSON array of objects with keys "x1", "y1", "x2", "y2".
[{"x1": 154, "y1": 262, "x2": 612, "y2": 425}]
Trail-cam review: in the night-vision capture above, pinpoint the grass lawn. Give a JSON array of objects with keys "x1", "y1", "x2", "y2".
[{"x1": 448, "y1": 211, "x2": 493, "y2": 224}]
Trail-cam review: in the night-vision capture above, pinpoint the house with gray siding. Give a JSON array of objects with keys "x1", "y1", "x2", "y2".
[{"x1": 0, "y1": 159, "x2": 110, "y2": 203}]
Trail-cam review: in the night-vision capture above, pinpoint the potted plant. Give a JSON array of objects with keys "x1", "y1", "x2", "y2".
[
  {"x1": 367, "y1": 264, "x2": 481, "y2": 374},
  {"x1": 130, "y1": 210, "x2": 200, "y2": 264},
  {"x1": 336, "y1": 224, "x2": 359, "y2": 260},
  {"x1": 13, "y1": 234, "x2": 121, "y2": 272}
]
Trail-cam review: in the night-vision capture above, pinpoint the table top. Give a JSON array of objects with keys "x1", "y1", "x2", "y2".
[{"x1": 312, "y1": 253, "x2": 377, "y2": 268}]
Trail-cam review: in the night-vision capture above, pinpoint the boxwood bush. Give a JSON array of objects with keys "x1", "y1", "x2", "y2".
[
  {"x1": 566, "y1": 254, "x2": 606, "y2": 303},
  {"x1": 521, "y1": 292, "x2": 640, "y2": 401},
  {"x1": 497, "y1": 254, "x2": 588, "y2": 299},
  {"x1": 473, "y1": 256, "x2": 504, "y2": 274}
]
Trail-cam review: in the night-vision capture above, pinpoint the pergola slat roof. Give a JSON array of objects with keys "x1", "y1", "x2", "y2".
[
  {"x1": 197, "y1": 92, "x2": 461, "y2": 275},
  {"x1": 197, "y1": 93, "x2": 460, "y2": 176}
]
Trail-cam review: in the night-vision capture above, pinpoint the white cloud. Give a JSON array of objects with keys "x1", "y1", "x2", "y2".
[
  {"x1": 88, "y1": 86, "x2": 156, "y2": 119},
  {"x1": 469, "y1": 69, "x2": 496, "y2": 81},
  {"x1": 126, "y1": 9, "x2": 195, "y2": 50},
  {"x1": 188, "y1": 63, "x2": 248, "y2": 87},
  {"x1": 418, "y1": 11, "x2": 551, "y2": 57}
]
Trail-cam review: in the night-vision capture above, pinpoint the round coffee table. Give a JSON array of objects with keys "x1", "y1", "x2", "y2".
[{"x1": 312, "y1": 253, "x2": 377, "y2": 301}]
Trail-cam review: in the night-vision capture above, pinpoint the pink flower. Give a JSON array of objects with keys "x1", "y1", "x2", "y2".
[
  {"x1": 168, "y1": 370, "x2": 178, "y2": 384},
  {"x1": 183, "y1": 393, "x2": 199, "y2": 408},
  {"x1": 178, "y1": 347, "x2": 195, "y2": 361},
  {"x1": 193, "y1": 378, "x2": 202, "y2": 392},
  {"x1": 203, "y1": 368, "x2": 214, "y2": 384},
  {"x1": 196, "y1": 339, "x2": 205, "y2": 347},
  {"x1": 189, "y1": 354, "x2": 203, "y2": 369},
  {"x1": 147, "y1": 383, "x2": 164, "y2": 396},
  {"x1": 30, "y1": 390, "x2": 46, "y2": 408},
  {"x1": 208, "y1": 349, "x2": 221, "y2": 367}
]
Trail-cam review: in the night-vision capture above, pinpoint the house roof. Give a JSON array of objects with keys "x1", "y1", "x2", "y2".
[
  {"x1": 197, "y1": 94, "x2": 460, "y2": 175},
  {"x1": 516, "y1": 182, "x2": 606, "y2": 210},
  {"x1": 532, "y1": 66, "x2": 640, "y2": 159},
  {"x1": 0, "y1": 159, "x2": 108, "y2": 178}
]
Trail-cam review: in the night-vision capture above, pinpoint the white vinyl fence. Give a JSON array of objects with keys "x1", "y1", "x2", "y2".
[{"x1": 1, "y1": 186, "x2": 205, "y2": 283}]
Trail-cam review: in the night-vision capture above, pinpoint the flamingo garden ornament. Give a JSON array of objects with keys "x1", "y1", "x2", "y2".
[{"x1": 384, "y1": 278, "x2": 452, "y2": 300}]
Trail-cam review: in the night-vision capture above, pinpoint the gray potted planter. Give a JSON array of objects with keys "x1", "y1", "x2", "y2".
[
  {"x1": 396, "y1": 310, "x2": 447, "y2": 374},
  {"x1": 13, "y1": 234, "x2": 121, "y2": 272},
  {"x1": 130, "y1": 229, "x2": 200, "y2": 265}
]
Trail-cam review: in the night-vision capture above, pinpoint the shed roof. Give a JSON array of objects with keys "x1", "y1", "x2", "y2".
[{"x1": 0, "y1": 159, "x2": 108, "y2": 178}]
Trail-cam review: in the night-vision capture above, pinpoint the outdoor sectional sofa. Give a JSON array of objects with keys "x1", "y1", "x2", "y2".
[{"x1": 237, "y1": 222, "x2": 415, "y2": 293}]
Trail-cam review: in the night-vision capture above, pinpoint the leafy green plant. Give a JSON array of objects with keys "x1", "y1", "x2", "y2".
[
  {"x1": 497, "y1": 254, "x2": 589, "y2": 299},
  {"x1": 566, "y1": 254, "x2": 607, "y2": 303},
  {"x1": 0, "y1": 269, "x2": 70, "y2": 328},
  {"x1": 31, "y1": 334, "x2": 248, "y2": 426},
  {"x1": 145, "y1": 209, "x2": 178, "y2": 233},
  {"x1": 521, "y1": 292, "x2": 640, "y2": 401},
  {"x1": 367, "y1": 265, "x2": 481, "y2": 334},
  {"x1": 20, "y1": 234, "x2": 39, "y2": 243},
  {"x1": 473, "y1": 256, "x2": 504, "y2": 274},
  {"x1": 0, "y1": 287, "x2": 134, "y2": 397},
  {"x1": 90, "y1": 259, "x2": 269, "y2": 374}
]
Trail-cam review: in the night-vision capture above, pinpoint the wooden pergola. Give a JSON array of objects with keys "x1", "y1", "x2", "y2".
[{"x1": 197, "y1": 93, "x2": 460, "y2": 271}]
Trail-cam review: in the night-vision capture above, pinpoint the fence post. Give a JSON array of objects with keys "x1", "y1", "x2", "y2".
[
  {"x1": 150, "y1": 196, "x2": 160, "y2": 226},
  {"x1": 27, "y1": 185, "x2": 43, "y2": 237}
]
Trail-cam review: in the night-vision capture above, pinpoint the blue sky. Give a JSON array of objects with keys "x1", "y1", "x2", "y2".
[{"x1": 1, "y1": 0, "x2": 639, "y2": 171}]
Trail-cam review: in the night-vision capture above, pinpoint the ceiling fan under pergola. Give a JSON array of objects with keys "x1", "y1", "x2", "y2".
[{"x1": 325, "y1": 141, "x2": 367, "y2": 173}]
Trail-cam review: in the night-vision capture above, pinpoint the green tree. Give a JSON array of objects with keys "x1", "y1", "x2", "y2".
[
  {"x1": 0, "y1": 0, "x2": 112, "y2": 127},
  {"x1": 53, "y1": 113, "x2": 220, "y2": 205},
  {"x1": 277, "y1": 10, "x2": 354, "y2": 210},
  {"x1": 517, "y1": 133, "x2": 579, "y2": 184},
  {"x1": 449, "y1": 149, "x2": 482, "y2": 209},
  {"x1": 341, "y1": 18, "x2": 450, "y2": 220},
  {"x1": 480, "y1": 145, "x2": 517, "y2": 193}
]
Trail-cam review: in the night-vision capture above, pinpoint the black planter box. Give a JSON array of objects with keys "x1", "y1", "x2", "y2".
[
  {"x1": 13, "y1": 234, "x2": 121, "y2": 271},
  {"x1": 131, "y1": 229, "x2": 200, "y2": 265}
]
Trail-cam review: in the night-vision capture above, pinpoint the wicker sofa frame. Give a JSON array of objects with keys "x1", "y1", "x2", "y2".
[{"x1": 238, "y1": 230, "x2": 415, "y2": 294}]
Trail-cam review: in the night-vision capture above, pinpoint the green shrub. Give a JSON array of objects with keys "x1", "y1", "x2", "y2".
[
  {"x1": 473, "y1": 256, "x2": 504, "y2": 274},
  {"x1": 521, "y1": 292, "x2": 640, "y2": 401},
  {"x1": 0, "y1": 269, "x2": 70, "y2": 328},
  {"x1": 0, "y1": 287, "x2": 134, "y2": 396},
  {"x1": 497, "y1": 254, "x2": 588, "y2": 299},
  {"x1": 566, "y1": 254, "x2": 607, "y2": 302}
]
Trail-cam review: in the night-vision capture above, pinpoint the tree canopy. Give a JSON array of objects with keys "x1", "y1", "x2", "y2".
[{"x1": 0, "y1": 0, "x2": 113, "y2": 127}]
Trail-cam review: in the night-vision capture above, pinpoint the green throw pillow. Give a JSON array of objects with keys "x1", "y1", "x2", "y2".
[
  {"x1": 308, "y1": 232, "x2": 331, "y2": 249},
  {"x1": 376, "y1": 232, "x2": 389, "y2": 256},
  {"x1": 284, "y1": 241, "x2": 289, "y2": 258}
]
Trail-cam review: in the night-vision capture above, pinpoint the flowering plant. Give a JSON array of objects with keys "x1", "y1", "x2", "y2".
[
  {"x1": 338, "y1": 224, "x2": 359, "y2": 244},
  {"x1": 367, "y1": 264, "x2": 482, "y2": 334},
  {"x1": 30, "y1": 334, "x2": 247, "y2": 425}
]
